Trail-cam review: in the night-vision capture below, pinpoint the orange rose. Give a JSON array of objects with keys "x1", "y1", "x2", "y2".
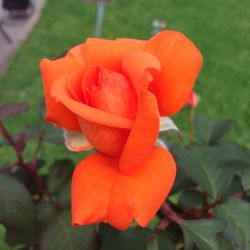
[{"x1": 40, "y1": 30, "x2": 202, "y2": 230}]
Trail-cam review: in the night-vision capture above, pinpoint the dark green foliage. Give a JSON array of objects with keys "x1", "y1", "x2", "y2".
[
  {"x1": 194, "y1": 113, "x2": 235, "y2": 145},
  {"x1": 0, "y1": 175, "x2": 35, "y2": 245},
  {"x1": 47, "y1": 159, "x2": 74, "y2": 194},
  {"x1": 100, "y1": 224, "x2": 152, "y2": 250},
  {"x1": 40, "y1": 210, "x2": 97, "y2": 250},
  {"x1": 180, "y1": 219, "x2": 225, "y2": 250},
  {"x1": 1, "y1": 103, "x2": 250, "y2": 249},
  {"x1": 214, "y1": 198, "x2": 250, "y2": 250}
]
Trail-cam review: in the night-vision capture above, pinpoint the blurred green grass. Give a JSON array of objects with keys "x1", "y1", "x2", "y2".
[{"x1": 0, "y1": 0, "x2": 249, "y2": 167}]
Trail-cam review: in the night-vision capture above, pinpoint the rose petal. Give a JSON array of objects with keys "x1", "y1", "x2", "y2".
[
  {"x1": 40, "y1": 44, "x2": 86, "y2": 130},
  {"x1": 67, "y1": 69, "x2": 85, "y2": 102},
  {"x1": 51, "y1": 73, "x2": 133, "y2": 129},
  {"x1": 119, "y1": 89, "x2": 159, "y2": 174},
  {"x1": 64, "y1": 130, "x2": 93, "y2": 152},
  {"x1": 82, "y1": 38, "x2": 145, "y2": 72},
  {"x1": 72, "y1": 147, "x2": 176, "y2": 230},
  {"x1": 144, "y1": 30, "x2": 202, "y2": 116},
  {"x1": 79, "y1": 119, "x2": 130, "y2": 157},
  {"x1": 121, "y1": 51, "x2": 160, "y2": 93}
]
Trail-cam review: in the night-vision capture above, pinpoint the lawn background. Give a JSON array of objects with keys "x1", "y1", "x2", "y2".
[
  {"x1": 0, "y1": 0, "x2": 250, "y2": 167},
  {"x1": 0, "y1": 0, "x2": 249, "y2": 248}
]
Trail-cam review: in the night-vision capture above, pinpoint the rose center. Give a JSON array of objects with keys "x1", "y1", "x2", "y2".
[{"x1": 82, "y1": 66, "x2": 137, "y2": 119}]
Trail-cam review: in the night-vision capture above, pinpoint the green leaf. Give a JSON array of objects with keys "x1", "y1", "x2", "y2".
[
  {"x1": 216, "y1": 234, "x2": 237, "y2": 250},
  {"x1": 146, "y1": 233, "x2": 174, "y2": 250},
  {"x1": 47, "y1": 159, "x2": 74, "y2": 194},
  {"x1": 241, "y1": 168, "x2": 250, "y2": 190},
  {"x1": 157, "y1": 232, "x2": 175, "y2": 250},
  {"x1": 147, "y1": 237, "x2": 158, "y2": 250},
  {"x1": 178, "y1": 189, "x2": 204, "y2": 209},
  {"x1": 194, "y1": 113, "x2": 214, "y2": 144},
  {"x1": 211, "y1": 142, "x2": 250, "y2": 166},
  {"x1": 172, "y1": 146, "x2": 234, "y2": 199},
  {"x1": 180, "y1": 219, "x2": 225, "y2": 250},
  {"x1": 40, "y1": 209, "x2": 97, "y2": 250},
  {"x1": 100, "y1": 223, "x2": 152, "y2": 250},
  {"x1": 194, "y1": 114, "x2": 235, "y2": 145},
  {"x1": 0, "y1": 174, "x2": 35, "y2": 245},
  {"x1": 5, "y1": 228, "x2": 36, "y2": 246},
  {"x1": 170, "y1": 170, "x2": 195, "y2": 194},
  {"x1": 221, "y1": 176, "x2": 242, "y2": 199},
  {"x1": 35, "y1": 201, "x2": 58, "y2": 233},
  {"x1": 0, "y1": 225, "x2": 23, "y2": 250},
  {"x1": 210, "y1": 119, "x2": 235, "y2": 144},
  {"x1": 214, "y1": 198, "x2": 250, "y2": 250},
  {"x1": 56, "y1": 180, "x2": 71, "y2": 207}
]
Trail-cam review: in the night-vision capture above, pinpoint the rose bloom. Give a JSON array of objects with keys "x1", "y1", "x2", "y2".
[{"x1": 40, "y1": 30, "x2": 202, "y2": 230}]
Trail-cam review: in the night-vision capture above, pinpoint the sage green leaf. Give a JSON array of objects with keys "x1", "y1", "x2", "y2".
[
  {"x1": 40, "y1": 209, "x2": 97, "y2": 250},
  {"x1": 194, "y1": 113, "x2": 214, "y2": 144},
  {"x1": 0, "y1": 174, "x2": 35, "y2": 245},
  {"x1": 216, "y1": 235, "x2": 237, "y2": 250},
  {"x1": 0, "y1": 225, "x2": 23, "y2": 250},
  {"x1": 178, "y1": 189, "x2": 204, "y2": 209},
  {"x1": 173, "y1": 146, "x2": 234, "y2": 199},
  {"x1": 100, "y1": 223, "x2": 152, "y2": 250},
  {"x1": 5, "y1": 228, "x2": 36, "y2": 246},
  {"x1": 56, "y1": 180, "x2": 71, "y2": 207},
  {"x1": 157, "y1": 232, "x2": 175, "y2": 250},
  {"x1": 214, "y1": 198, "x2": 250, "y2": 250},
  {"x1": 210, "y1": 119, "x2": 235, "y2": 144},
  {"x1": 194, "y1": 114, "x2": 235, "y2": 145},
  {"x1": 147, "y1": 237, "x2": 158, "y2": 250},
  {"x1": 180, "y1": 219, "x2": 225, "y2": 250},
  {"x1": 241, "y1": 168, "x2": 250, "y2": 190},
  {"x1": 170, "y1": 160, "x2": 195, "y2": 194},
  {"x1": 146, "y1": 233, "x2": 174, "y2": 250},
  {"x1": 47, "y1": 159, "x2": 74, "y2": 194},
  {"x1": 35, "y1": 201, "x2": 58, "y2": 232},
  {"x1": 210, "y1": 142, "x2": 250, "y2": 166}
]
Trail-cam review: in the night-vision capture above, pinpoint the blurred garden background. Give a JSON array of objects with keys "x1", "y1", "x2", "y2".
[
  {"x1": 0, "y1": 0, "x2": 250, "y2": 249},
  {"x1": 1, "y1": 0, "x2": 249, "y2": 166}
]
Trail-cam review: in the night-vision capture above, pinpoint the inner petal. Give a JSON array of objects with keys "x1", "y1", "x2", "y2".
[{"x1": 82, "y1": 66, "x2": 137, "y2": 119}]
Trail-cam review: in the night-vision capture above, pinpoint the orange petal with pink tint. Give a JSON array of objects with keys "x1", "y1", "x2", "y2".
[
  {"x1": 40, "y1": 44, "x2": 86, "y2": 130},
  {"x1": 121, "y1": 51, "x2": 161, "y2": 93},
  {"x1": 144, "y1": 30, "x2": 202, "y2": 116},
  {"x1": 119, "y1": 89, "x2": 160, "y2": 174},
  {"x1": 72, "y1": 147, "x2": 176, "y2": 230}
]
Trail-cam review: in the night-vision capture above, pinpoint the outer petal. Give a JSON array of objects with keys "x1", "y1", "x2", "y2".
[
  {"x1": 83, "y1": 38, "x2": 145, "y2": 72},
  {"x1": 144, "y1": 30, "x2": 202, "y2": 116},
  {"x1": 72, "y1": 147, "x2": 176, "y2": 230},
  {"x1": 40, "y1": 44, "x2": 86, "y2": 130},
  {"x1": 121, "y1": 51, "x2": 161, "y2": 93},
  {"x1": 119, "y1": 89, "x2": 160, "y2": 174},
  {"x1": 79, "y1": 119, "x2": 130, "y2": 157},
  {"x1": 51, "y1": 74, "x2": 133, "y2": 129}
]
